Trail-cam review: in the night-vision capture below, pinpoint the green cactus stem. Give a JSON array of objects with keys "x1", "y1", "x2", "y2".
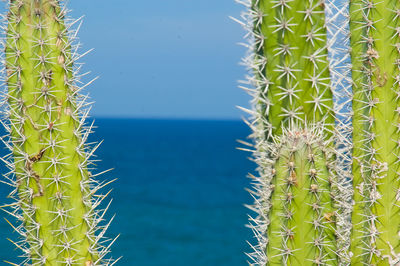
[
  {"x1": 234, "y1": 0, "x2": 344, "y2": 263},
  {"x1": 1, "y1": 0, "x2": 117, "y2": 264},
  {"x1": 350, "y1": 0, "x2": 400, "y2": 264},
  {"x1": 237, "y1": 0, "x2": 335, "y2": 139},
  {"x1": 246, "y1": 127, "x2": 337, "y2": 264}
]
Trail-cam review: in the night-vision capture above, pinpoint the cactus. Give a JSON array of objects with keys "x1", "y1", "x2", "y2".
[
  {"x1": 234, "y1": 0, "x2": 343, "y2": 264},
  {"x1": 0, "y1": 0, "x2": 117, "y2": 265},
  {"x1": 246, "y1": 126, "x2": 337, "y2": 264},
  {"x1": 238, "y1": 0, "x2": 400, "y2": 264},
  {"x1": 349, "y1": 0, "x2": 400, "y2": 264},
  {"x1": 237, "y1": 0, "x2": 335, "y2": 138}
]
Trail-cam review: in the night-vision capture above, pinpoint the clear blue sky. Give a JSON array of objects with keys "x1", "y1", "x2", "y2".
[{"x1": 1, "y1": 0, "x2": 250, "y2": 119}]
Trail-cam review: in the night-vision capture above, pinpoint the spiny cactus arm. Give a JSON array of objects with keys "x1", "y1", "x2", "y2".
[
  {"x1": 248, "y1": 128, "x2": 337, "y2": 265},
  {"x1": 235, "y1": 0, "x2": 340, "y2": 264},
  {"x1": 285, "y1": 131, "x2": 337, "y2": 265},
  {"x1": 2, "y1": 0, "x2": 118, "y2": 264},
  {"x1": 253, "y1": 0, "x2": 334, "y2": 137},
  {"x1": 350, "y1": 0, "x2": 400, "y2": 264}
]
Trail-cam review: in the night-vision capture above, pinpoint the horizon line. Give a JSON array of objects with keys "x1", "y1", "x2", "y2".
[{"x1": 88, "y1": 115, "x2": 247, "y2": 122}]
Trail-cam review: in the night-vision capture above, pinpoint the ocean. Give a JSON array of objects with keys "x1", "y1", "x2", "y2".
[{"x1": 0, "y1": 118, "x2": 256, "y2": 265}]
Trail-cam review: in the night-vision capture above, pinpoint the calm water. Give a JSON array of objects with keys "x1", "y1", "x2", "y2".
[{"x1": 0, "y1": 118, "x2": 255, "y2": 265}]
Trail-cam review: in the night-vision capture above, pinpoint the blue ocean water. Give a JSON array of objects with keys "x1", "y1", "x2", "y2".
[{"x1": 0, "y1": 118, "x2": 255, "y2": 265}]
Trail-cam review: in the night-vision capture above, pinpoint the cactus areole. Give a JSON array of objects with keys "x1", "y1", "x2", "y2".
[{"x1": 2, "y1": 0, "x2": 117, "y2": 265}]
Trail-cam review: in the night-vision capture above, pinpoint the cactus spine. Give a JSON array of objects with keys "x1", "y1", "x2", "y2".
[
  {"x1": 1, "y1": 0, "x2": 117, "y2": 264},
  {"x1": 236, "y1": 0, "x2": 340, "y2": 264},
  {"x1": 349, "y1": 0, "x2": 400, "y2": 263}
]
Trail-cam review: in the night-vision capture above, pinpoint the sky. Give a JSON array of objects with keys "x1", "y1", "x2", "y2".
[{"x1": 0, "y1": 0, "x2": 250, "y2": 119}]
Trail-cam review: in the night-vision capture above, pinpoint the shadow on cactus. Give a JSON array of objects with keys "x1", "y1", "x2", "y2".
[{"x1": 0, "y1": 0, "x2": 119, "y2": 265}]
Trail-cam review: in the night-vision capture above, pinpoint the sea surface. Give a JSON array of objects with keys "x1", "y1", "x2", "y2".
[{"x1": 0, "y1": 118, "x2": 255, "y2": 265}]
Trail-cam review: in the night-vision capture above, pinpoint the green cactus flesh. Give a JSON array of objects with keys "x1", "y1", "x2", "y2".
[
  {"x1": 239, "y1": 0, "x2": 341, "y2": 264},
  {"x1": 350, "y1": 0, "x2": 400, "y2": 263},
  {"x1": 3, "y1": 0, "x2": 113, "y2": 264},
  {"x1": 250, "y1": 0, "x2": 334, "y2": 138},
  {"x1": 248, "y1": 128, "x2": 337, "y2": 265}
]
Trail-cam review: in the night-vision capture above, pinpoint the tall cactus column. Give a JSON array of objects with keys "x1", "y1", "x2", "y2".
[
  {"x1": 3, "y1": 0, "x2": 114, "y2": 264},
  {"x1": 240, "y1": 0, "x2": 340, "y2": 264},
  {"x1": 350, "y1": 0, "x2": 400, "y2": 264}
]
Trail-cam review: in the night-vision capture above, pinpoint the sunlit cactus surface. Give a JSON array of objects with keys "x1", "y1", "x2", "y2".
[
  {"x1": 238, "y1": 0, "x2": 400, "y2": 263},
  {"x1": 349, "y1": 0, "x2": 400, "y2": 264},
  {"x1": 246, "y1": 126, "x2": 337, "y2": 265},
  {"x1": 0, "y1": 0, "x2": 118, "y2": 265},
  {"x1": 234, "y1": 0, "x2": 344, "y2": 264}
]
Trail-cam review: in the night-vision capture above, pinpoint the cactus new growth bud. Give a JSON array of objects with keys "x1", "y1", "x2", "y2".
[{"x1": 0, "y1": 0, "x2": 118, "y2": 265}]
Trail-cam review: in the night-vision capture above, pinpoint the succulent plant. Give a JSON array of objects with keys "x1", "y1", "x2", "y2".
[
  {"x1": 349, "y1": 0, "x2": 400, "y2": 263},
  {"x1": 0, "y1": 0, "x2": 117, "y2": 264},
  {"x1": 246, "y1": 126, "x2": 337, "y2": 265},
  {"x1": 238, "y1": 0, "x2": 400, "y2": 264},
  {"x1": 236, "y1": 0, "x2": 335, "y2": 138},
  {"x1": 234, "y1": 0, "x2": 344, "y2": 264}
]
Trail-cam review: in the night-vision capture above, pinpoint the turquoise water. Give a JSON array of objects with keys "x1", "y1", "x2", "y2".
[{"x1": 0, "y1": 118, "x2": 255, "y2": 265}]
